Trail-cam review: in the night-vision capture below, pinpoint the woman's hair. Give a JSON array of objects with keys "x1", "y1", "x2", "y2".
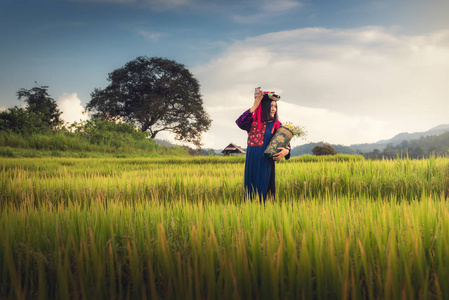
[{"x1": 260, "y1": 94, "x2": 278, "y2": 122}]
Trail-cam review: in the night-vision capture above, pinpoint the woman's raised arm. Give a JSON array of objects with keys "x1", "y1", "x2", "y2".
[{"x1": 250, "y1": 92, "x2": 263, "y2": 113}]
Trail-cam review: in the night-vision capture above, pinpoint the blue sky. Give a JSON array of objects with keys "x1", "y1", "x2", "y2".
[{"x1": 1, "y1": 0, "x2": 449, "y2": 148}]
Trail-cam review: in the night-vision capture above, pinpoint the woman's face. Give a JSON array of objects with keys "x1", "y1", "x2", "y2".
[{"x1": 270, "y1": 101, "x2": 277, "y2": 118}]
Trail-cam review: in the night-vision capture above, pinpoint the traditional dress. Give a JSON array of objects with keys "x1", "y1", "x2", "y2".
[{"x1": 236, "y1": 109, "x2": 291, "y2": 202}]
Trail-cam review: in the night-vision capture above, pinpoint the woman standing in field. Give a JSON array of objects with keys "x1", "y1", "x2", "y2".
[{"x1": 236, "y1": 89, "x2": 291, "y2": 202}]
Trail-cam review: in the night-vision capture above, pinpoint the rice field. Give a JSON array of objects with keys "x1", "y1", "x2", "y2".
[{"x1": 1, "y1": 155, "x2": 449, "y2": 299}]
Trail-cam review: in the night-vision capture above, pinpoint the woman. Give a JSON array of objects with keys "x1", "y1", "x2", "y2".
[{"x1": 236, "y1": 91, "x2": 291, "y2": 202}]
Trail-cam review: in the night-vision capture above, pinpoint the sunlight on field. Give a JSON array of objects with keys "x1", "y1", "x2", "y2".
[{"x1": 1, "y1": 155, "x2": 449, "y2": 299}]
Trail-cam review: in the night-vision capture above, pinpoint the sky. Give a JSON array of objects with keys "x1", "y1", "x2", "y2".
[{"x1": 1, "y1": 0, "x2": 449, "y2": 149}]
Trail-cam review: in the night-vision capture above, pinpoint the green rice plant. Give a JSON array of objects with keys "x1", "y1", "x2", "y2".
[
  {"x1": 2, "y1": 157, "x2": 449, "y2": 208},
  {"x1": 1, "y1": 196, "x2": 449, "y2": 299},
  {"x1": 1, "y1": 157, "x2": 449, "y2": 299}
]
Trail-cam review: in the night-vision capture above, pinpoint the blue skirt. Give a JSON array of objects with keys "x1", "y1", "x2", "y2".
[{"x1": 244, "y1": 122, "x2": 276, "y2": 202}]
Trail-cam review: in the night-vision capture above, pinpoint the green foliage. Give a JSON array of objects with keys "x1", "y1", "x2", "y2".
[
  {"x1": 0, "y1": 147, "x2": 14, "y2": 157},
  {"x1": 0, "y1": 106, "x2": 44, "y2": 134},
  {"x1": 1, "y1": 85, "x2": 62, "y2": 134},
  {"x1": 86, "y1": 56, "x2": 212, "y2": 147},
  {"x1": 71, "y1": 118, "x2": 152, "y2": 147},
  {"x1": 16, "y1": 84, "x2": 62, "y2": 130},
  {"x1": 0, "y1": 119, "x2": 190, "y2": 157}
]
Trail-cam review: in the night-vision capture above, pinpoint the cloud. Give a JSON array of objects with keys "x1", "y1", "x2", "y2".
[
  {"x1": 71, "y1": 0, "x2": 302, "y2": 16},
  {"x1": 192, "y1": 26, "x2": 449, "y2": 148},
  {"x1": 260, "y1": 0, "x2": 302, "y2": 13},
  {"x1": 57, "y1": 93, "x2": 89, "y2": 125},
  {"x1": 70, "y1": 0, "x2": 191, "y2": 10},
  {"x1": 232, "y1": 0, "x2": 303, "y2": 23},
  {"x1": 137, "y1": 29, "x2": 164, "y2": 40},
  {"x1": 279, "y1": 102, "x2": 392, "y2": 146}
]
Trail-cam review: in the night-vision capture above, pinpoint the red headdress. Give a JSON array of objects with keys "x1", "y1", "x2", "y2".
[{"x1": 252, "y1": 87, "x2": 282, "y2": 134}]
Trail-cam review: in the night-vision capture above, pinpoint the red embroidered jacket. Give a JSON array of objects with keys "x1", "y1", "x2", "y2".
[{"x1": 236, "y1": 109, "x2": 291, "y2": 155}]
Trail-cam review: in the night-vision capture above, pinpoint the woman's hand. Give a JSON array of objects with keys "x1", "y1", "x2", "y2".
[
  {"x1": 250, "y1": 92, "x2": 264, "y2": 113},
  {"x1": 272, "y1": 147, "x2": 289, "y2": 161}
]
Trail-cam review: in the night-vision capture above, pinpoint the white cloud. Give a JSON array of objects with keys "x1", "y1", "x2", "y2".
[
  {"x1": 279, "y1": 102, "x2": 392, "y2": 146},
  {"x1": 57, "y1": 93, "x2": 88, "y2": 125},
  {"x1": 190, "y1": 26, "x2": 449, "y2": 149}
]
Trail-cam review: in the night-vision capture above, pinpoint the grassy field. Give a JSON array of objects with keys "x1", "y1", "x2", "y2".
[{"x1": 1, "y1": 155, "x2": 449, "y2": 299}]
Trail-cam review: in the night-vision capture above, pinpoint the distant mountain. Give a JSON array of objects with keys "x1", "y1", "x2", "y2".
[
  {"x1": 291, "y1": 124, "x2": 449, "y2": 156},
  {"x1": 378, "y1": 124, "x2": 449, "y2": 144},
  {"x1": 350, "y1": 124, "x2": 449, "y2": 153}
]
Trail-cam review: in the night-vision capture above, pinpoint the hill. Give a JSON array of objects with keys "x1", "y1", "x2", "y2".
[
  {"x1": 350, "y1": 124, "x2": 449, "y2": 153},
  {"x1": 290, "y1": 124, "x2": 449, "y2": 157},
  {"x1": 364, "y1": 131, "x2": 449, "y2": 159}
]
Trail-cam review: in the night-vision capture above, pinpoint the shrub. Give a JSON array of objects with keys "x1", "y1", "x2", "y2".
[
  {"x1": 0, "y1": 132, "x2": 27, "y2": 148},
  {"x1": 0, "y1": 147, "x2": 15, "y2": 157},
  {"x1": 312, "y1": 144, "x2": 338, "y2": 156}
]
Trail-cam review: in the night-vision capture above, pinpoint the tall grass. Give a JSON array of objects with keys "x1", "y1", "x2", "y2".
[
  {"x1": 2, "y1": 196, "x2": 449, "y2": 299},
  {"x1": 0, "y1": 130, "x2": 190, "y2": 158},
  {"x1": 1, "y1": 156, "x2": 448, "y2": 208},
  {"x1": 1, "y1": 156, "x2": 449, "y2": 299}
]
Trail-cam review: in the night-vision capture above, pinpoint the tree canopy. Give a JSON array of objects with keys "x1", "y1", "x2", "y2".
[
  {"x1": 17, "y1": 84, "x2": 62, "y2": 130},
  {"x1": 86, "y1": 56, "x2": 211, "y2": 147},
  {"x1": 0, "y1": 85, "x2": 62, "y2": 134}
]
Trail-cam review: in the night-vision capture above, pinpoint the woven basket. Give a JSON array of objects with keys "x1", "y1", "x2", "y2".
[{"x1": 264, "y1": 126, "x2": 293, "y2": 157}]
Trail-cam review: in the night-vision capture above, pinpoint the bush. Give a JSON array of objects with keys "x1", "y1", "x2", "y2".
[
  {"x1": 0, "y1": 147, "x2": 15, "y2": 157},
  {"x1": 0, "y1": 118, "x2": 192, "y2": 157},
  {"x1": 0, "y1": 132, "x2": 27, "y2": 148},
  {"x1": 28, "y1": 134, "x2": 53, "y2": 150},
  {"x1": 312, "y1": 144, "x2": 338, "y2": 156}
]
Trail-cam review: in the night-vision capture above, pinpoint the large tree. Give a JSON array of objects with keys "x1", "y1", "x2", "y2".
[
  {"x1": 86, "y1": 56, "x2": 212, "y2": 147},
  {"x1": 16, "y1": 84, "x2": 62, "y2": 130}
]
